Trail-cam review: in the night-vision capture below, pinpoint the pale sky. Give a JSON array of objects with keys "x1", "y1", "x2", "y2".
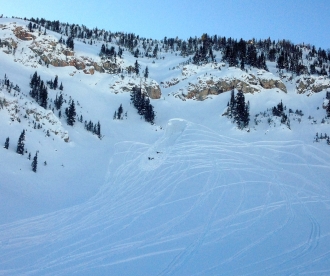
[{"x1": 2, "y1": 0, "x2": 329, "y2": 49}]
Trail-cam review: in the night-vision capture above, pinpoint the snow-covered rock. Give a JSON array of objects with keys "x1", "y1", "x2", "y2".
[{"x1": 296, "y1": 75, "x2": 330, "y2": 94}]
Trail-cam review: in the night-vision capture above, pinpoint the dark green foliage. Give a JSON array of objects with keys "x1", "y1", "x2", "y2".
[
  {"x1": 117, "y1": 104, "x2": 123, "y2": 119},
  {"x1": 66, "y1": 36, "x2": 74, "y2": 50},
  {"x1": 144, "y1": 66, "x2": 149, "y2": 79},
  {"x1": 144, "y1": 98, "x2": 155, "y2": 124},
  {"x1": 118, "y1": 47, "x2": 123, "y2": 58},
  {"x1": 314, "y1": 132, "x2": 330, "y2": 145},
  {"x1": 226, "y1": 90, "x2": 249, "y2": 129},
  {"x1": 270, "y1": 100, "x2": 291, "y2": 128},
  {"x1": 66, "y1": 100, "x2": 76, "y2": 126},
  {"x1": 54, "y1": 93, "x2": 64, "y2": 110},
  {"x1": 53, "y1": 75, "x2": 58, "y2": 90},
  {"x1": 28, "y1": 22, "x2": 33, "y2": 32},
  {"x1": 268, "y1": 48, "x2": 276, "y2": 62},
  {"x1": 234, "y1": 91, "x2": 250, "y2": 129},
  {"x1": 272, "y1": 100, "x2": 284, "y2": 117},
  {"x1": 134, "y1": 48, "x2": 139, "y2": 58},
  {"x1": 4, "y1": 137, "x2": 9, "y2": 149},
  {"x1": 48, "y1": 79, "x2": 54, "y2": 89},
  {"x1": 326, "y1": 100, "x2": 330, "y2": 117},
  {"x1": 130, "y1": 87, "x2": 155, "y2": 124},
  {"x1": 32, "y1": 152, "x2": 38, "y2": 172},
  {"x1": 152, "y1": 44, "x2": 158, "y2": 58},
  {"x1": 84, "y1": 120, "x2": 101, "y2": 138},
  {"x1": 26, "y1": 16, "x2": 329, "y2": 77},
  {"x1": 39, "y1": 82, "x2": 48, "y2": 109},
  {"x1": 100, "y1": 44, "x2": 117, "y2": 59},
  {"x1": 16, "y1": 130, "x2": 25, "y2": 155},
  {"x1": 29, "y1": 72, "x2": 48, "y2": 109},
  {"x1": 192, "y1": 33, "x2": 213, "y2": 65},
  {"x1": 272, "y1": 100, "x2": 289, "y2": 126},
  {"x1": 134, "y1": 60, "x2": 140, "y2": 75},
  {"x1": 96, "y1": 121, "x2": 101, "y2": 138}
]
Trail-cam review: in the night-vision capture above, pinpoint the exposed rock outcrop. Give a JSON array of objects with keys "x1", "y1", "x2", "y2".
[
  {"x1": 296, "y1": 75, "x2": 330, "y2": 94},
  {"x1": 146, "y1": 84, "x2": 161, "y2": 99},
  {"x1": 259, "y1": 78, "x2": 287, "y2": 92},
  {"x1": 185, "y1": 75, "x2": 287, "y2": 100},
  {"x1": 13, "y1": 27, "x2": 36, "y2": 41},
  {"x1": 112, "y1": 78, "x2": 161, "y2": 99}
]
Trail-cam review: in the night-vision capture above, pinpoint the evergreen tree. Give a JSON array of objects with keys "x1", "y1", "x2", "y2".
[
  {"x1": 16, "y1": 130, "x2": 25, "y2": 155},
  {"x1": 227, "y1": 90, "x2": 249, "y2": 129},
  {"x1": 100, "y1": 44, "x2": 106, "y2": 56},
  {"x1": 130, "y1": 87, "x2": 155, "y2": 124},
  {"x1": 54, "y1": 93, "x2": 64, "y2": 110},
  {"x1": 29, "y1": 72, "x2": 48, "y2": 109},
  {"x1": 4, "y1": 137, "x2": 9, "y2": 149},
  {"x1": 53, "y1": 75, "x2": 58, "y2": 90},
  {"x1": 30, "y1": 71, "x2": 38, "y2": 88},
  {"x1": 134, "y1": 60, "x2": 140, "y2": 75},
  {"x1": 234, "y1": 90, "x2": 246, "y2": 128},
  {"x1": 153, "y1": 44, "x2": 158, "y2": 58},
  {"x1": 67, "y1": 100, "x2": 76, "y2": 126},
  {"x1": 59, "y1": 82, "x2": 63, "y2": 91},
  {"x1": 144, "y1": 66, "x2": 149, "y2": 79},
  {"x1": 144, "y1": 99, "x2": 155, "y2": 124},
  {"x1": 227, "y1": 89, "x2": 236, "y2": 118},
  {"x1": 134, "y1": 48, "x2": 139, "y2": 58},
  {"x1": 327, "y1": 100, "x2": 330, "y2": 117},
  {"x1": 118, "y1": 47, "x2": 123, "y2": 58},
  {"x1": 268, "y1": 48, "x2": 276, "y2": 62},
  {"x1": 272, "y1": 100, "x2": 284, "y2": 117},
  {"x1": 28, "y1": 22, "x2": 33, "y2": 32},
  {"x1": 117, "y1": 104, "x2": 123, "y2": 119},
  {"x1": 66, "y1": 36, "x2": 74, "y2": 50},
  {"x1": 39, "y1": 83, "x2": 48, "y2": 109},
  {"x1": 31, "y1": 152, "x2": 38, "y2": 172},
  {"x1": 240, "y1": 59, "x2": 245, "y2": 70},
  {"x1": 96, "y1": 121, "x2": 101, "y2": 138}
]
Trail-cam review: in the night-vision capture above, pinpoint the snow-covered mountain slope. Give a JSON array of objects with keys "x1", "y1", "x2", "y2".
[{"x1": 1, "y1": 17, "x2": 330, "y2": 275}]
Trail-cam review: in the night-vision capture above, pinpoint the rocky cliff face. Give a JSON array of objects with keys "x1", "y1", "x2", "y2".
[
  {"x1": 185, "y1": 73, "x2": 287, "y2": 100},
  {"x1": 1, "y1": 22, "x2": 163, "y2": 99},
  {"x1": 111, "y1": 77, "x2": 162, "y2": 99},
  {"x1": 146, "y1": 84, "x2": 162, "y2": 99},
  {"x1": 13, "y1": 26, "x2": 36, "y2": 41},
  {"x1": 28, "y1": 38, "x2": 120, "y2": 74},
  {"x1": 0, "y1": 23, "x2": 120, "y2": 75},
  {"x1": 295, "y1": 75, "x2": 330, "y2": 94},
  {"x1": 258, "y1": 78, "x2": 287, "y2": 92},
  {"x1": 0, "y1": 92, "x2": 69, "y2": 141},
  {"x1": 162, "y1": 64, "x2": 288, "y2": 100},
  {"x1": 3, "y1": 20, "x2": 330, "y2": 102}
]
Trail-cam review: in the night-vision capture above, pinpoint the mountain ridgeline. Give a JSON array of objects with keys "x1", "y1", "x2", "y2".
[
  {"x1": 25, "y1": 16, "x2": 330, "y2": 76},
  {"x1": 0, "y1": 15, "x2": 330, "y2": 175}
]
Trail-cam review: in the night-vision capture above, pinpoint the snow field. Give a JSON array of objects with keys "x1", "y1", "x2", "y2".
[
  {"x1": 1, "y1": 120, "x2": 330, "y2": 275},
  {"x1": 1, "y1": 18, "x2": 330, "y2": 275}
]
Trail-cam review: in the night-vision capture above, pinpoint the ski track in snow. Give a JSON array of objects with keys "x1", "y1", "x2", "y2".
[{"x1": 1, "y1": 119, "x2": 330, "y2": 275}]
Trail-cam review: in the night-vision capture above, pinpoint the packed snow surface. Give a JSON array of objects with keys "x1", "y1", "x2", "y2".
[
  {"x1": 0, "y1": 18, "x2": 330, "y2": 275},
  {"x1": 1, "y1": 120, "x2": 330, "y2": 275}
]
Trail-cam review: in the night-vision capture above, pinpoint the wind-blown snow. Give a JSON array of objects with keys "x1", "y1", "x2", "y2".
[{"x1": 1, "y1": 18, "x2": 330, "y2": 275}]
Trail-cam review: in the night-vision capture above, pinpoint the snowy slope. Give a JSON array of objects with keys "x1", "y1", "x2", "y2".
[{"x1": 0, "y1": 18, "x2": 330, "y2": 275}]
